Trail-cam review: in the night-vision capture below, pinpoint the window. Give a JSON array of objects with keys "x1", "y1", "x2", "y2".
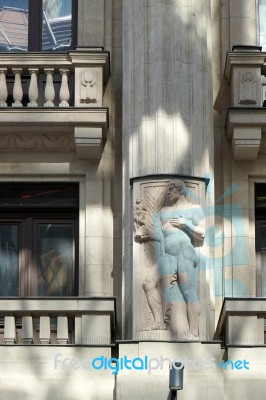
[
  {"x1": 259, "y1": 0, "x2": 266, "y2": 50},
  {"x1": 255, "y1": 184, "x2": 266, "y2": 295},
  {"x1": 0, "y1": 0, "x2": 77, "y2": 52},
  {"x1": 0, "y1": 183, "x2": 79, "y2": 296}
]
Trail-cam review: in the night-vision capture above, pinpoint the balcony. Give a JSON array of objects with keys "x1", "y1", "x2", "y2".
[
  {"x1": 224, "y1": 46, "x2": 266, "y2": 160},
  {"x1": 0, "y1": 297, "x2": 116, "y2": 345},
  {"x1": 0, "y1": 49, "x2": 110, "y2": 159}
]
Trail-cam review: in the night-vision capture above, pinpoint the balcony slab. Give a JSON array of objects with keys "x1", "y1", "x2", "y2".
[
  {"x1": 0, "y1": 108, "x2": 109, "y2": 159},
  {"x1": 225, "y1": 108, "x2": 266, "y2": 160}
]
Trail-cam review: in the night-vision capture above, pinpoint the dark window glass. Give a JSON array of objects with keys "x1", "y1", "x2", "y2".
[
  {"x1": 0, "y1": 183, "x2": 79, "y2": 297},
  {"x1": 37, "y1": 223, "x2": 74, "y2": 296},
  {"x1": 256, "y1": 184, "x2": 266, "y2": 296},
  {"x1": 0, "y1": 183, "x2": 79, "y2": 208},
  {"x1": 255, "y1": 184, "x2": 266, "y2": 209},
  {"x1": 0, "y1": 224, "x2": 19, "y2": 296}
]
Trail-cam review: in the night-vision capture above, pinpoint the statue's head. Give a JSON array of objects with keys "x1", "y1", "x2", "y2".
[
  {"x1": 166, "y1": 179, "x2": 186, "y2": 205},
  {"x1": 167, "y1": 179, "x2": 185, "y2": 192}
]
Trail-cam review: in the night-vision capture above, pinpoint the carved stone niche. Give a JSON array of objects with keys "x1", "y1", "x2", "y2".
[
  {"x1": 231, "y1": 67, "x2": 261, "y2": 107},
  {"x1": 75, "y1": 68, "x2": 102, "y2": 107},
  {"x1": 132, "y1": 177, "x2": 207, "y2": 341}
]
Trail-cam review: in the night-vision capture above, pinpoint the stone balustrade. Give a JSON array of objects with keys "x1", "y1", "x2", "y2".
[
  {"x1": 0, "y1": 49, "x2": 110, "y2": 108},
  {"x1": 0, "y1": 66, "x2": 71, "y2": 107},
  {"x1": 0, "y1": 297, "x2": 116, "y2": 345}
]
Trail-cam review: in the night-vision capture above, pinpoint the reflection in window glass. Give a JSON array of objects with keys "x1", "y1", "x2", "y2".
[
  {"x1": 260, "y1": 0, "x2": 266, "y2": 50},
  {"x1": 37, "y1": 224, "x2": 73, "y2": 296},
  {"x1": 0, "y1": 0, "x2": 28, "y2": 51},
  {"x1": 42, "y1": 0, "x2": 72, "y2": 51},
  {"x1": 0, "y1": 224, "x2": 19, "y2": 296}
]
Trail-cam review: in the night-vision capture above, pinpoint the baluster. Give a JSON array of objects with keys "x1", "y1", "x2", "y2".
[
  {"x1": 40, "y1": 316, "x2": 50, "y2": 344},
  {"x1": 0, "y1": 68, "x2": 8, "y2": 107},
  {"x1": 44, "y1": 68, "x2": 55, "y2": 107},
  {"x1": 28, "y1": 68, "x2": 39, "y2": 107},
  {"x1": 12, "y1": 68, "x2": 23, "y2": 107},
  {"x1": 59, "y1": 68, "x2": 70, "y2": 107},
  {"x1": 4, "y1": 315, "x2": 16, "y2": 344},
  {"x1": 57, "y1": 315, "x2": 68, "y2": 344},
  {"x1": 22, "y1": 316, "x2": 33, "y2": 344}
]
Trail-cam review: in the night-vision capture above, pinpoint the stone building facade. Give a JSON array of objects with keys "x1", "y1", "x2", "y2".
[{"x1": 0, "y1": 0, "x2": 266, "y2": 399}]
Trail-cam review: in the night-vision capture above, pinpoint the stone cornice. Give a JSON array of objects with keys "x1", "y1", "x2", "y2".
[{"x1": 225, "y1": 52, "x2": 266, "y2": 81}]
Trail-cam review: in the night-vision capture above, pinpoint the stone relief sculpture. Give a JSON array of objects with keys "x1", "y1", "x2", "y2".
[
  {"x1": 134, "y1": 179, "x2": 205, "y2": 340},
  {"x1": 239, "y1": 71, "x2": 256, "y2": 104},
  {"x1": 142, "y1": 275, "x2": 165, "y2": 330},
  {"x1": 80, "y1": 69, "x2": 97, "y2": 106}
]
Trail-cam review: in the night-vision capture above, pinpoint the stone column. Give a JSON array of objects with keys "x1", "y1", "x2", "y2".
[
  {"x1": 228, "y1": 0, "x2": 257, "y2": 50},
  {"x1": 123, "y1": 0, "x2": 214, "y2": 339},
  {"x1": 221, "y1": 0, "x2": 257, "y2": 67}
]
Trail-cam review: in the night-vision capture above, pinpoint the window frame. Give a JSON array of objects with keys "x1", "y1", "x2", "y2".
[
  {"x1": 0, "y1": 181, "x2": 79, "y2": 297},
  {"x1": 0, "y1": 0, "x2": 77, "y2": 52},
  {"x1": 0, "y1": 212, "x2": 79, "y2": 297}
]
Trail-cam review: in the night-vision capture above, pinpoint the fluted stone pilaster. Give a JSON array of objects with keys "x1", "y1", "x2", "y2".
[
  {"x1": 123, "y1": 0, "x2": 213, "y2": 178},
  {"x1": 122, "y1": 0, "x2": 214, "y2": 340}
]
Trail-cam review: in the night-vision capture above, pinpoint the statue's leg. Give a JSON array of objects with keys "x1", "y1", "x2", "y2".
[
  {"x1": 158, "y1": 254, "x2": 189, "y2": 338},
  {"x1": 142, "y1": 275, "x2": 165, "y2": 329},
  {"x1": 176, "y1": 243, "x2": 200, "y2": 338}
]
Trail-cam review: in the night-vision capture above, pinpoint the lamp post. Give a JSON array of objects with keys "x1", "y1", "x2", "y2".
[{"x1": 169, "y1": 362, "x2": 184, "y2": 399}]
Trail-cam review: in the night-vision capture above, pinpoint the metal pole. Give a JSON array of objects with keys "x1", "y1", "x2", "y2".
[{"x1": 170, "y1": 390, "x2": 177, "y2": 400}]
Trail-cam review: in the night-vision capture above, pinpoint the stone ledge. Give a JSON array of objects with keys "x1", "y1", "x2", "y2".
[
  {"x1": 0, "y1": 296, "x2": 116, "y2": 315},
  {"x1": 225, "y1": 108, "x2": 266, "y2": 136},
  {"x1": 215, "y1": 298, "x2": 266, "y2": 346}
]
